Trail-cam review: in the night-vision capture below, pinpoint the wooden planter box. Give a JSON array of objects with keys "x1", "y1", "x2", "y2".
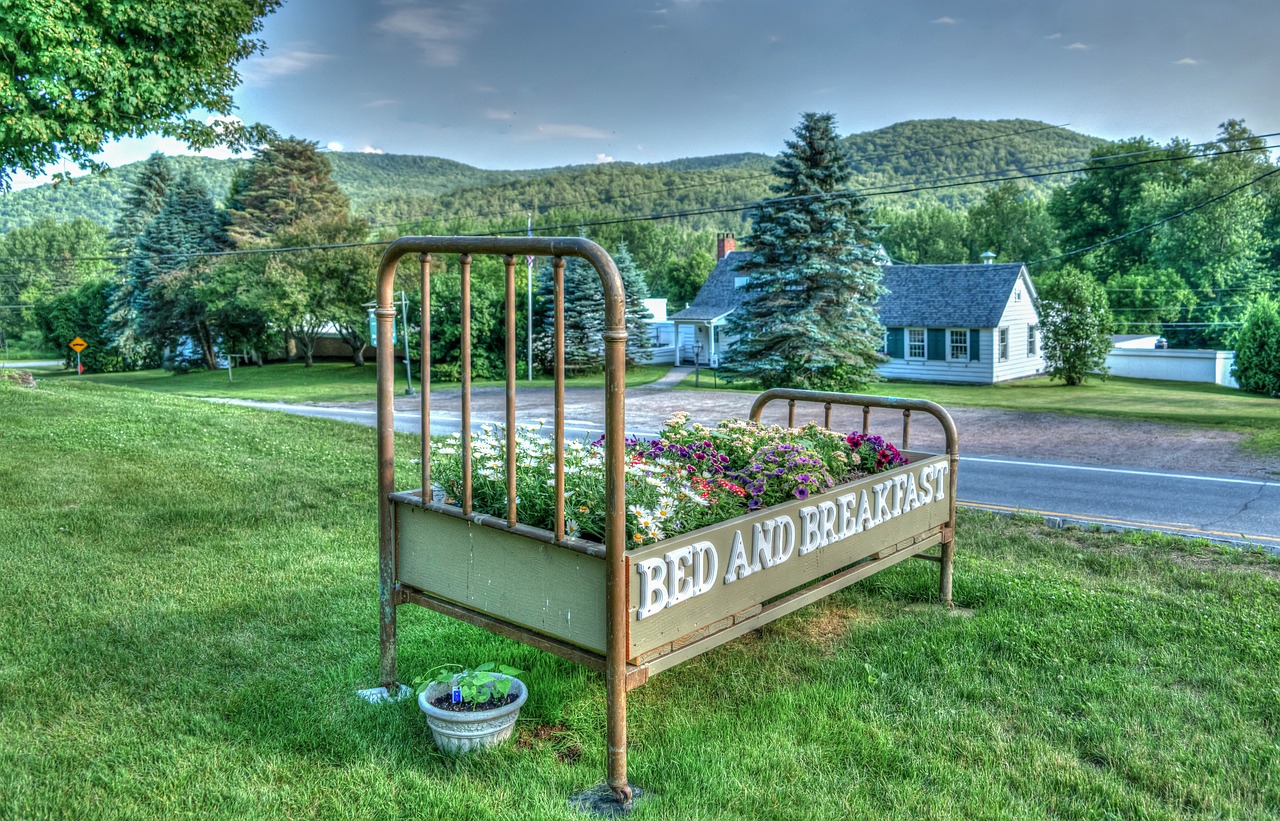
[{"x1": 390, "y1": 451, "x2": 950, "y2": 683}]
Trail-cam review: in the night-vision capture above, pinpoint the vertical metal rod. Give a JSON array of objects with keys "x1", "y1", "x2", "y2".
[
  {"x1": 553, "y1": 256, "x2": 566, "y2": 541},
  {"x1": 420, "y1": 254, "x2": 431, "y2": 498},
  {"x1": 941, "y1": 438, "x2": 959, "y2": 607},
  {"x1": 787, "y1": 399, "x2": 795, "y2": 427},
  {"x1": 902, "y1": 409, "x2": 912, "y2": 451},
  {"x1": 862, "y1": 405, "x2": 871, "y2": 435},
  {"x1": 600, "y1": 274, "x2": 631, "y2": 808},
  {"x1": 823, "y1": 402, "x2": 832, "y2": 430},
  {"x1": 375, "y1": 293, "x2": 398, "y2": 693},
  {"x1": 460, "y1": 254, "x2": 473, "y2": 516},
  {"x1": 504, "y1": 254, "x2": 518, "y2": 525}
]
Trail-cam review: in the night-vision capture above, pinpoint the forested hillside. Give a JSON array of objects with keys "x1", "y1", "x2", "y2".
[{"x1": 0, "y1": 119, "x2": 1105, "y2": 233}]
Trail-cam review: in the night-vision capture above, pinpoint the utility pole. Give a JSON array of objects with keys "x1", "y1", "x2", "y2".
[
  {"x1": 527, "y1": 212, "x2": 534, "y2": 382},
  {"x1": 400, "y1": 290, "x2": 415, "y2": 395}
]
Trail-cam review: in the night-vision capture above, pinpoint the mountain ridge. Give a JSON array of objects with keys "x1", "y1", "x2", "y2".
[{"x1": 0, "y1": 118, "x2": 1107, "y2": 234}]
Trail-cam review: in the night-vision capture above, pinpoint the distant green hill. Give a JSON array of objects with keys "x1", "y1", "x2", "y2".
[{"x1": 0, "y1": 119, "x2": 1107, "y2": 234}]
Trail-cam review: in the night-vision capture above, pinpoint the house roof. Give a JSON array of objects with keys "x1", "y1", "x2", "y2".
[
  {"x1": 877, "y1": 263, "x2": 1030, "y2": 328},
  {"x1": 671, "y1": 255, "x2": 1033, "y2": 329},
  {"x1": 669, "y1": 251, "x2": 752, "y2": 322}
]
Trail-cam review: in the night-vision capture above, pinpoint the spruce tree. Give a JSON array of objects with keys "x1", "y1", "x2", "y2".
[
  {"x1": 124, "y1": 174, "x2": 231, "y2": 367},
  {"x1": 105, "y1": 153, "x2": 175, "y2": 364},
  {"x1": 533, "y1": 257, "x2": 605, "y2": 374},
  {"x1": 614, "y1": 241, "x2": 655, "y2": 365},
  {"x1": 723, "y1": 112, "x2": 885, "y2": 389}
]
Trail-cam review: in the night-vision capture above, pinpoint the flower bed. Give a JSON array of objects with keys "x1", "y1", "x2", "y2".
[{"x1": 429, "y1": 412, "x2": 910, "y2": 546}]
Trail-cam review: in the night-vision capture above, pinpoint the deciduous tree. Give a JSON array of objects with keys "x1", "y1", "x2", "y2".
[
  {"x1": 0, "y1": 1, "x2": 279, "y2": 189},
  {"x1": 1232, "y1": 297, "x2": 1280, "y2": 397},
  {"x1": 1039, "y1": 267, "x2": 1114, "y2": 386}
]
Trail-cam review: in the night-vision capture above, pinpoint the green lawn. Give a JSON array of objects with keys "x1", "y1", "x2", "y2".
[
  {"x1": 2, "y1": 378, "x2": 1278, "y2": 818},
  {"x1": 680, "y1": 373, "x2": 1280, "y2": 455},
  {"x1": 33, "y1": 361, "x2": 671, "y2": 404}
]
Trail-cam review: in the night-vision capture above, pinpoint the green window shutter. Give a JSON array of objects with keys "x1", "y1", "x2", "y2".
[
  {"x1": 970, "y1": 329, "x2": 981, "y2": 361},
  {"x1": 926, "y1": 329, "x2": 946, "y2": 360},
  {"x1": 887, "y1": 328, "x2": 904, "y2": 359}
]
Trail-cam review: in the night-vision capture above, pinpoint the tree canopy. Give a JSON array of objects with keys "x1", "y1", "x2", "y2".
[{"x1": 0, "y1": 0, "x2": 279, "y2": 189}]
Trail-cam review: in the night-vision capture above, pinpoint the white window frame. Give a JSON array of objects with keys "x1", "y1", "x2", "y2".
[
  {"x1": 998, "y1": 327, "x2": 1009, "y2": 362},
  {"x1": 907, "y1": 328, "x2": 926, "y2": 360},
  {"x1": 948, "y1": 328, "x2": 969, "y2": 361},
  {"x1": 1027, "y1": 324, "x2": 1038, "y2": 356}
]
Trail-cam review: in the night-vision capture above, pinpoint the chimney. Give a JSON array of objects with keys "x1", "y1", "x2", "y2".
[
  {"x1": 716, "y1": 232, "x2": 736, "y2": 260},
  {"x1": 980, "y1": 251, "x2": 997, "y2": 265}
]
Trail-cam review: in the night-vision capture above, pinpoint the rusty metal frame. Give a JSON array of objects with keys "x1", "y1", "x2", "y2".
[
  {"x1": 375, "y1": 236, "x2": 632, "y2": 805},
  {"x1": 374, "y1": 238, "x2": 961, "y2": 810},
  {"x1": 747, "y1": 388, "x2": 959, "y2": 603}
]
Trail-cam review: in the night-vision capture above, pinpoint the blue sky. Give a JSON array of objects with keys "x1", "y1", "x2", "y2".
[{"x1": 14, "y1": 0, "x2": 1280, "y2": 187}]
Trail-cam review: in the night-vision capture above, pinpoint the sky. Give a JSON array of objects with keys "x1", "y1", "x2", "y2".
[{"x1": 13, "y1": 0, "x2": 1280, "y2": 188}]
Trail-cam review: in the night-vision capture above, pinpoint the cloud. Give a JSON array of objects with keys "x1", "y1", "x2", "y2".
[
  {"x1": 375, "y1": 2, "x2": 489, "y2": 68},
  {"x1": 363, "y1": 98, "x2": 400, "y2": 109},
  {"x1": 485, "y1": 108, "x2": 516, "y2": 121},
  {"x1": 326, "y1": 141, "x2": 344, "y2": 152},
  {"x1": 1175, "y1": 57, "x2": 1202, "y2": 66},
  {"x1": 241, "y1": 49, "x2": 331, "y2": 83},
  {"x1": 360, "y1": 145, "x2": 385, "y2": 154},
  {"x1": 534, "y1": 123, "x2": 611, "y2": 139},
  {"x1": 1044, "y1": 32, "x2": 1062, "y2": 40},
  {"x1": 594, "y1": 153, "x2": 615, "y2": 164},
  {"x1": 1065, "y1": 42, "x2": 1089, "y2": 50},
  {"x1": 931, "y1": 16, "x2": 958, "y2": 24}
]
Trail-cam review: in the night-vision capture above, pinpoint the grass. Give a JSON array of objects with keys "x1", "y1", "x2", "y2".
[
  {"x1": 2, "y1": 378, "x2": 1279, "y2": 819},
  {"x1": 679, "y1": 372, "x2": 1280, "y2": 454},
  {"x1": 32, "y1": 361, "x2": 672, "y2": 404}
]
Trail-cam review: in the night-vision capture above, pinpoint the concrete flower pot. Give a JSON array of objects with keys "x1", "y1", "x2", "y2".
[{"x1": 417, "y1": 674, "x2": 527, "y2": 754}]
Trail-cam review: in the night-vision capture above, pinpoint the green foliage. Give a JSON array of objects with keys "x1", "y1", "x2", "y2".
[
  {"x1": 0, "y1": 0, "x2": 279, "y2": 189},
  {"x1": 966, "y1": 181, "x2": 1058, "y2": 264},
  {"x1": 34, "y1": 278, "x2": 124, "y2": 372},
  {"x1": 0, "y1": 217, "x2": 110, "y2": 344},
  {"x1": 227, "y1": 138, "x2": 351, "y2": 243},
  {"x1": 878, "y1": 204, "x2": 970, "y2": 263},
  {"x1": 1231, "y1": 297, "x2": 1280, "y2": 397},
  {"x1": 724, "y1": 113, "x2": 885, "y2": 390},
  {"x1": 1039, "y1": 267, "x2": 1114, "y2": 386},
  {"x1": 415, "y1": 663, "x2": 523, "y2": 708}
]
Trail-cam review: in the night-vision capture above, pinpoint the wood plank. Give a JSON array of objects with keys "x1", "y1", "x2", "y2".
[
  {"x1": 627, "y1": 456, "x2": 950, "y2": 657},
  {"x1": 642, "y1": 533, "x2": 941, "y2": 677},
  {"x1": 396, "y1": 503, "x2": 608, "y2": 652}
]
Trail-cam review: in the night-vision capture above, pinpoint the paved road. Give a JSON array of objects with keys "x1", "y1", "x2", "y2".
[
  {"x1": 0, "y1": 360, "x2": 59, "y2": 368},
  {"x1": 208, "y1": 398, "x2": 1280, "y2": 552}
]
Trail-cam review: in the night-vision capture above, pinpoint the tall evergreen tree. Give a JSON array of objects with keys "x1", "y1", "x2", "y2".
[
  {"x1": 723, "y1": 112, "x2": 886, "y2": 389},
  {"x1": 105, "y1": 153, "x2": 175, "y2": 363},
  {"x1": 120, "y1": 174, "x2": 231, "y2": 367},
  {"x1": 614, "y1": 241, "x2": 655, "y2": 365},
  {"x1": 227, "y1": 138, "x2": 350, "y2": 244},
  {"x1": 533, "y1": 257, "x2": 606, "y2": 374}
]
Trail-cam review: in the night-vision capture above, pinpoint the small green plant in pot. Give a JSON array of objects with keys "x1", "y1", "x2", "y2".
[{"x1": 414, "y1": 663, "x2": 527, "y2": 754}]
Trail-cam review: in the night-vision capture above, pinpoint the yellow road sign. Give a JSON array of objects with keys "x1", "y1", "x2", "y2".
[{"x1": 69, "y1": 337, "x2": 87, "y2": 353}]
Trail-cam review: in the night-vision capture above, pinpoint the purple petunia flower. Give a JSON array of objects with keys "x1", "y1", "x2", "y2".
[{"x1": 793, "y1": 486, "x2": 809, "y2": 500}]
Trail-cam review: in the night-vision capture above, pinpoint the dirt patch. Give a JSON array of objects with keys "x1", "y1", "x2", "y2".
[
  {"x1": 514, "y1": 723, "x2": 583, "y2": 764},
  {"x1": 793, "y1": 605, "x2": 881, "y2": 654},
  {"x1": 0, "y1": 369, "x2": 36, "y2": 388}
]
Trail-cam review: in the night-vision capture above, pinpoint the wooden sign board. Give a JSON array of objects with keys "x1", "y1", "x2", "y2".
[{"x1": 626, "y1": 455, "x2": 950, "y2": 659}]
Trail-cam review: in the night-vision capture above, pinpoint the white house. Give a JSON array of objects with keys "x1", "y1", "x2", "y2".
[
  {"x1": 671, "y1": 242, "x2": 1046, "y2": 383},
  {"x1": 877, "y1": 262, "x2": 1045, "y2": 383}
]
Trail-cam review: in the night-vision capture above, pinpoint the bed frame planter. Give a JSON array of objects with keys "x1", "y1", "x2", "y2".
[{"x1": 368, "y1": 237, "x2": 958, "y2": 812}]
